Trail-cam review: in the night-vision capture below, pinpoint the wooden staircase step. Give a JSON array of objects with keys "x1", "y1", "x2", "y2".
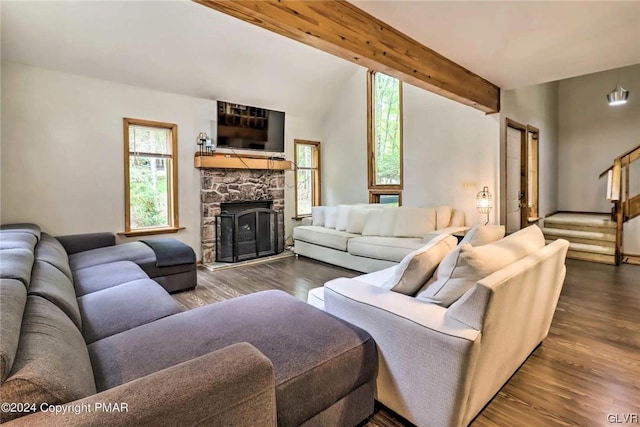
[
  {"x1": 566, "y1": 250, "x2": 617, "y2": 265},
  {"x1": 546, "y1": 240, "x2": 615, "y2": 256},
  {"x1": 542, "y1": 227, "x2": 616, "y2": 242},
  {"x1": 544, "y1": 213, "x2": 615, "y2": 228}
]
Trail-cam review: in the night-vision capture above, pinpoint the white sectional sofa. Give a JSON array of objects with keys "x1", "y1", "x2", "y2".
[
  {"x1": 293, "y1": 204, "x2": 467, "y2": 273},
  {"x1": 307, "y1": 225, "x2": 570, "y2": 427}
]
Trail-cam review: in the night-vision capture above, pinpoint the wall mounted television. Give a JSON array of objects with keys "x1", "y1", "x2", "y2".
[{"x1": 216, "y1": 101, "x2": 285, "y2": 156}]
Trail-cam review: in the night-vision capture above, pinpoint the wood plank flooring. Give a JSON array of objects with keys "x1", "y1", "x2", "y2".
[{"x1": 173, "y1": 256, "x2": 640, "y2": 427}]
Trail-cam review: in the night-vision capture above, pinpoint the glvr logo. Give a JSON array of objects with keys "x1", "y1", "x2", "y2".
[{"x1": 608, "y1": 413, "x2": 639, "y2": 424}]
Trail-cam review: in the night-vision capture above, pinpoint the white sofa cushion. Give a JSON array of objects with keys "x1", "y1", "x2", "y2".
[
  {"x1": 436, "y1": 206, "x2": 453, "y2": 230},
  {"x1": 381, "y1": 234, "x2": 458, "y2": 295},
  {"x1": 378, "y1": 208, "x2": 398, "y2": 236},
  {"x1": 348, "y1": 236, "x2": 425, "y2": 262},
  {"x1": 361, "y1": 210, "x2": 383, "y2": 236},
  {"x1": 311, "y1": 206, "x2": 325, "y2": 226},
  {"x1": 417, "y1": 225, "x2": 545, "y2": 307},
  {"x1": 307, "y1": 287, "x2": 326, "y2": 310},
  {"x1": 393, "y1": 207, "x2": 436, "y2": 238},
  {"x1": 292, "y1": 226, "x2": 357, "y2": 251},
  {"x1": 324, "y1": 206, "x2": 338, "y2": 229},
  {"x1": 336, "y1": 205, "x2": 352, "y2": 231},
  {"x1": 346, "y1": 207, "x2": 371, "y2": 234}
]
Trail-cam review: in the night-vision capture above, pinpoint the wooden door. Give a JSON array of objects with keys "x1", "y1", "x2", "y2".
[{"x1": 505, "y1": 119, "x2": 527, "y2": 234}]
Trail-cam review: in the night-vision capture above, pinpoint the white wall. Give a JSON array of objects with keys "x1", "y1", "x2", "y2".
[
  {"x1": 322, "y1": 68, "x2": 501, "y2": 225},
  {"x1": 321, "y1": 68, "x2": 369, "y2": 206},
  {"x1": 1, "y1": 62, "x2": 321, "y2": 257},
  {"x1": 558, "y1": 64, "x2": 640, "y2": 254},
  {"x1": 501, "y1": 81, "x2": 559, "y2": 222}
]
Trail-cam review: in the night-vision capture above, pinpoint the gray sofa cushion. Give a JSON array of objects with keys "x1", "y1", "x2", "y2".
[
  {"x1": 0, "y1": 232, "x2": 38, "y2": 251},
  {"x1": 78, "y1": 279, "x2": 182, "y2": 344},
  {"x1": 88, "y1": 290, "x2": 377, "y2": 427},
  {"x1": 0, "y1": 223, "x2": 41, "y2": 240},
  {"x1": 0, "y1": 296, "x2": 96, "y2": 423},
  {"x1": 73, "y1": 261, "x2": 149, "y2": 297},
  {"x1": 347, "y1": 236, "x2": 425, "y2": 262},
  {"x1": 0, "y1": 248, "x2": 34, "y2": 288},
  {"x1": 293, "y1": 226, "x2": 357, "y2": 251},
  {"x1": 28, "y1": 261, "x2": 82, "y2": 330},
  {"x1": 35, "y1": 240, "x2": 73, "y2": 280},
  {"x1": 69, "y1": 242, "x2": 155, "y2": 271},
  {"x1": 0, "y1": 279, "x2": 27, "y2": 382},
  {"x1": 40, "y1": 233, "x2": 69, "y2": 259}
]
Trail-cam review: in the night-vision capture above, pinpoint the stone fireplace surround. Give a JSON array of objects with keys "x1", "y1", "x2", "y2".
[{"x1": 200, "y1": 168, "x2": 285, "y2": 264}]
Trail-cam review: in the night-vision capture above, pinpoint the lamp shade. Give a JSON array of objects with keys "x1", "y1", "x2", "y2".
[
  {"x1": 476, "y1": 186, "x2": 492, "y2": 214},
  {"x1": 607, "y1": 84, "x2": 629, "y2": 106}
]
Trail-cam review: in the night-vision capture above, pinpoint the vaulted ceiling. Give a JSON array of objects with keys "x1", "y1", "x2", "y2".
[{"x1": 2, "y1": 1, "x2": 639, "y2": 117}]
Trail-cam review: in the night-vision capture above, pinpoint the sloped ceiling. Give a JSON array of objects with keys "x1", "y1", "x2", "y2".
[
  {"x1": 352, "y1": 1, "x2": 640, "y2": 90},
  {"x1": 3, "y1": 1, "x2": 639, "y2": 113},
  {"x1": 0, "y1": 1, "x2": 361, "y2": 119}
]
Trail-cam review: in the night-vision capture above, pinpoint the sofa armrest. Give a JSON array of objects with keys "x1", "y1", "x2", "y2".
[
  {"x1": 6, "y1": 342, "x2": 276, "y2": 426},
  {"x1": 55, "y1": 233, "x2": 116, "y2": 255},
  {"x1": 324, "y1": 278, "x2": 480, "y2": 427},
  {"x1": 423, "y1": 226, "x2": 471, "y2": 242},
  {"x1": 324, "y1": 278, "x2": 479, "y2": 340}
]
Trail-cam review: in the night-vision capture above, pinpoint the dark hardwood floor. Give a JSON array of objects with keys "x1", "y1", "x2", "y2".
[{"x1": 173, "y1": 256, "x2": 640, "y2": 427}]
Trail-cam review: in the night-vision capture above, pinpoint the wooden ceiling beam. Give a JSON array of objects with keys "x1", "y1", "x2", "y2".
[{"x1": 193, "y1": 0, "x2": 500, "y2": 113}]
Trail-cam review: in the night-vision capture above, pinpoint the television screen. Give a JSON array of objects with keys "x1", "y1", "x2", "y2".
[{"x1": 216, "y1": 101, "x2": 285, "y2": 154}]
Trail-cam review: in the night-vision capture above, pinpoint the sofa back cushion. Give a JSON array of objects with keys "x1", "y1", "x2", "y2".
[
  {"x1": 35, "y1": 235, "x2": 72, "y2": 280},
  {"x1": 324, "y1": 207, "x2": 338, "y2": 229},
  {"x1": 0, "y1": 279, "x2": 27, "y2": 382},
  {"x1": 0, "y1": 232, "x2": 38, "y2": 251},
  {"x1": 335, "y1": 205, "x2": 352, "y2": 231},
  {"x1": 346, "y1": 207, "x2": 371, "y2": 234},
  {"x1": 436, "y1": 206, "x2": 453, "y2": 230},
  {"x1": 393, "y1": 207, "x2": 436, "y2": 238},
  {"x1": 0, "y1": 224, "x2": 41, "y2": 240},
  {"x1": 311, "y1": 206, "x2": 325, "y2": 227},
  {"x1": 0, "y1": 296, "x2": 96, "y2": 422},
  {"x1": 381, "y1": 234, "x2": 458, "y2": 295},
  {"x1": 28, "y1": 261, "x2": 82, "y2": 330},
  {"x1": 417, "y1": 225, "x2": 544, "y2": 307},
  {"x1": 0, "y1": 249, "x2": 34, "y2": 288}
]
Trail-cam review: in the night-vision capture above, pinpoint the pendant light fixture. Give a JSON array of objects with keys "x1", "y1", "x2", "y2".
[{"x1": 607, "y1": 83, "x2": 629, "y2": 106}]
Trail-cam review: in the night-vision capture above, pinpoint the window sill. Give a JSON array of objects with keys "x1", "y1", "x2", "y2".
[
  {"x1": 292, "y1": 215, "x2": 311, "y2": 221},
  {"x1": 118, "y1": 226, "x2": 185, "y2": 237}
]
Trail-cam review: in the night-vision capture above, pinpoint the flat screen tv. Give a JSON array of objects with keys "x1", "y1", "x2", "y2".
[{"x1": 216, "y1": 101, "x2": 285, "y2": 155}]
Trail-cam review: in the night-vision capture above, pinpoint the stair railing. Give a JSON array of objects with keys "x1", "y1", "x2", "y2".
[{"x1": 599, "y1": 143, "x2": 640, "y2": 264}]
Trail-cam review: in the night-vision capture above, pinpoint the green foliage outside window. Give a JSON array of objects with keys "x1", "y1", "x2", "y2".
[{"x1": 373, "y1": 73, "x2": 401, "y2": 185}]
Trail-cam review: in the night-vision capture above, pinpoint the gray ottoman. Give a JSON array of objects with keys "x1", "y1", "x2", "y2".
[{"x1": 88, "y1": 290, "x2": 378, "y2": 427}]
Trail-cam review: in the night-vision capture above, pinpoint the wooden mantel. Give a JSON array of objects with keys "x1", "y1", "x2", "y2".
[
  {"x1": 194, "y1": 154, "x2": 292, "y2": 170},
  {"x1": 193, "y1": 0, "x2": 500, "y2": 114}
]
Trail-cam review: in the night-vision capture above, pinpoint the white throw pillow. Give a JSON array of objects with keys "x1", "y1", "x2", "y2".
[
  {"x1": 459, "y1": 224, "x2": 506, "y2": 246},
  {"x1": 346, "y1": 208, "x2": 371, "y2": 234},
  {"x1": 381, "y1": 234, "x2": 458, "y2": 295},
  {"x1": 335, "y1": 205, "x2": 352, "y2": 231},
  {"x1": 311, "y1": 206, "x2": 325, "y2": 227},
  {"x1": 417, "y1": 225, "x2": 545, "y2": 307},
  {"x1": 362, "y1": 210, "x2": 384, "y2": 236},
  {"x1": 393, "y1": 207, "x2": 436, "y2": 238},
  {"x1": 436, "y1": 206, "x2": 453, "y2": 230},
  {"x1": 324, "y1": 206, "x2": 338, "y2": 229}
]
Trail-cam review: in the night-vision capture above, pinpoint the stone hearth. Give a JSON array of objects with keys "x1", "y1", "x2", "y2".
[{"x1": 200, "y1": 168, "x2": 284, "y2": 264}]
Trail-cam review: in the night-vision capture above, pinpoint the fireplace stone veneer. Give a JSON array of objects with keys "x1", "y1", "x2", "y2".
[{"x1": 200, "y1": 168, "x2": 285, "y2": 264}]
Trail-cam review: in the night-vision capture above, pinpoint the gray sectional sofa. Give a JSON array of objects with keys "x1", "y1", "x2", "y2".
[{"x1": 0, "y1": 223, "x2": 377, "y2": 426}]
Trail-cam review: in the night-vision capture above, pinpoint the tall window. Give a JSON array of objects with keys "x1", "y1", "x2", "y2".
[
  {"x1": 123, "y1": 118, "x2": 179, "y2": 236},
  {"x1": 295, "y1": 140, "x2": 321, "y2": 218},
  {"x1": 367, "y1": 70, "x2": 403, "y2": 203}
]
